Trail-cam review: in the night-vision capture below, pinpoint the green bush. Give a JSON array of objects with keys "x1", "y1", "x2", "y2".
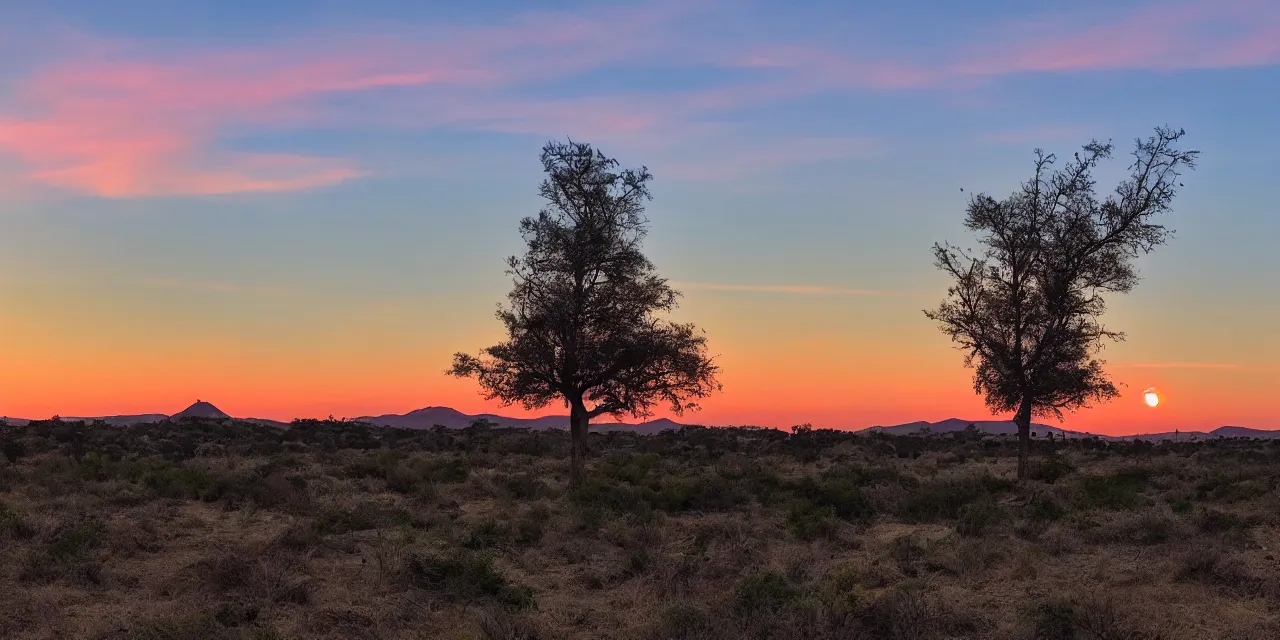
[
  {"x1": 788, "y1": 502, "x2": 838, "y2": 541},
  {"x1": 495, "y1": 472, "x2": 547, "y2": 500},
  {"x1": 144, "y1": 466, "x2": 215, "y2": 500},
  {"x1": 1027, "y1": 495, "x2": 1067, "y2": 523},
  {"x1": 735, "y1": 570, "x2": 798, "y2": 614},
  {"x1": 464, "y1": 518, "x2": 508, "y2": 549},
  {"x1": 312, "y1": 503, "x2": 391, "y2": 535},
  {"x1": 514, "y1": 505, "x2": 549, "y2": 546},
  {"x1": 569, "y1": 478, "x2": 655, "y2": 517},
  {"x1": 956, "y1": 496, "x2": 1004, "y2": 537},
  {"x1": 1, "y1": 437, "x2": 25, "y2": 464},
  {"x1": 1196, "y1": 508, "x2": 1253, "y2": 534},
  {"x1": 791, "y1": 471, "x2": 875, "y2": 524},
  {"x1": 1030, "y1": 455, "x2": 1075, "y2": 484},
  {"x1": 47, "y1": 518, "x2": 106, "y2": 562},
  {"x1": 0, "y1": 501, "x2": 35, "y2": 539},
  {"x1": 623, "y1": 548, "x2": 653, "y2": 578},
  {"x1": 404, "y1": 550, "x2": 535, "y2": 610},
  {"x1": 901, "y1": 474, "x2": 1012, "y2": 522},
  {"x1": 1080, "y1": 469, "x2": 1148, "y2": 510},
  {"x1": 21, "y1": 518, "x2": 106, "y2": 583},
  {"x1": 1025, "y1": 596, "x2": 1162, "y2": 640}
]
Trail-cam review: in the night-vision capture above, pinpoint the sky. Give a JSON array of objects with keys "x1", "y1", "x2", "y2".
[{"x1": 0, "y1": 0, "x2": 1277, "y2": 434}]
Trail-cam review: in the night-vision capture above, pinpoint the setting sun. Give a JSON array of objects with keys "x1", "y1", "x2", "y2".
[{"x1": 1144, "y1": 387, "x2": 1161, "y2": 408}]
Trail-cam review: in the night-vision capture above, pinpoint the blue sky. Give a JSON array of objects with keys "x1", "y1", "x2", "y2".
[{"x1": 0, "y1": 0, "x2": 1277, "y2": 431}]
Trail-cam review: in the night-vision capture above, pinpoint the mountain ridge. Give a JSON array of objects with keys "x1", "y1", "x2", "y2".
[
  {"x1": 864, "y1": 418, "x2": 1279, "y2": 441},
  {"x1": 3, "y1": 404, "x2": 1275, "y2": 440}
]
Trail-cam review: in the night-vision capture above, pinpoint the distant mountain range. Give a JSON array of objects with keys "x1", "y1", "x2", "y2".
[
  {"x1": 0, "y1": 401, "x2": 288, "y2": 429},
  {"x1": 2, "y1": 403, "x2": 1276, "y2": 441},
  {"x1": 865, "y1": 418, "x2": 1280, "y2": 441},
  {"x1": 357, "y1": 406, "x2": 687, "y2": 435}
]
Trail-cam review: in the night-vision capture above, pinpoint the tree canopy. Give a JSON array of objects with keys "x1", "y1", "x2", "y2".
[
  {"x1": 450, "y1": 140, "x2": 720, "y2": 482},
  {"x1": 927, "y1": 126, "x2": 1198, "y2": 478}
]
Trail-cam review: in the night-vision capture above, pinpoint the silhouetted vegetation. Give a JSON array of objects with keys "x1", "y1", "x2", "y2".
[
  {"x1": 927, "y1": 126, "x2": 1198, "y2": 480},
  {"x1": 450, "y1": 140, "x2": 720, "y2": 486},
  {"x1": 2, "y1": 417, "x2": 1279, "y2": 638}
]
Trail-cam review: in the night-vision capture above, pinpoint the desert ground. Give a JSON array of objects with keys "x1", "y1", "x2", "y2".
[{"x1": 2, "y1": 419, "x2": 1278, "y2": 639}]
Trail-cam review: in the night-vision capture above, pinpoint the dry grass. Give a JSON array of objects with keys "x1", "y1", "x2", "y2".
[{"x1": 2, "y1": 418, "x2": 1279, "y2": 639}]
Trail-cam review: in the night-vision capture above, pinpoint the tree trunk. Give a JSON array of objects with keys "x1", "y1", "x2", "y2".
[
  {"x1": 569, "y1": 400, "x2": 589, "y2": 488},
  {"x1": 1014, "y1": 396, "x2": 1033, "y2": 481}
]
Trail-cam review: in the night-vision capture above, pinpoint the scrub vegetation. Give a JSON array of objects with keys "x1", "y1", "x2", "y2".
[{"x1": 3, "y1": 417, "x2": 1279, "y2": 639}]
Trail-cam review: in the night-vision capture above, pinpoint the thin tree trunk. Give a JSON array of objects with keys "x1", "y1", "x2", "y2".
[
  {"x1": 1014, "y1": 396, "x2": 1033, "y2": 481},
  {"x1": 569, "y1": 401, "x2": 589, "y2": 487}
]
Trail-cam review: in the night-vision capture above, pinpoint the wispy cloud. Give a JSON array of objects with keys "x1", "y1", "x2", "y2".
[
  {"x1": 0, "y1": 0, "x2": 1276, "y2": 197},
  {"x1": 0, "y1": 2, "x2": 696, "y2": 197},
  {"x1": 673, "y1": 281, "x2": 914, "y2": 296}
]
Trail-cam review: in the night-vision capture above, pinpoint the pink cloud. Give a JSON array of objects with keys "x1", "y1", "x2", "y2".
[
  {"x1": 0, "y1": 0, "x2": 1275, "y2": 198},
  {"x1": 0, "y1": 2, "x2": 696, "y2": 197},
  {"x1": 955, "y1": 0, "x2": 1280, "y2": 76},
  {"x1": 727, "y1": 0, "x2": 1280, "y2": 92},
  {"x1": 0, "y1": 54, "x2": 437, "y2": 196}
]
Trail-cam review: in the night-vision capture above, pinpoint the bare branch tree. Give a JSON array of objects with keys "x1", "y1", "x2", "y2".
[
  {"x1": 450, "y1": 140, "x2": 721, "y2": 485},
  {"x1": 927, "y1": 127, "x2": 1198, "y2": 480}
]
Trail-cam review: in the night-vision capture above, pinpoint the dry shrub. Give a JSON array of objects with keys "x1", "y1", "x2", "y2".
[
  {"x1": 185, "y1": 547, "x2": 311, "y2": 606},
  {"x1": 1175, "y1": 547, "x2": 1270, "y2": 596},
  {"x1": 858, "y1": 584, "x2": 974, "y2": 640},
  {"x1": 474, "y1": 607, "x2": 546, "y2": 640},
  {"x1": 1026, "y1": 594, "x2": 1165, "y2": 640},
  {"x1": 404, "y1": 550, "x2": 536, "y2": 610}
]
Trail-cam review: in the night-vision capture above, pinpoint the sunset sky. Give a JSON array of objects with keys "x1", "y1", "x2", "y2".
[{"x1": 1, "y1": 0, "x2": 1277, "y2": 434}]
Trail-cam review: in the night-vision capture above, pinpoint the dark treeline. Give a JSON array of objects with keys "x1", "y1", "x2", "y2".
[{"x1": 2, "y1": 417, "x2": 1271, "y2": 469}]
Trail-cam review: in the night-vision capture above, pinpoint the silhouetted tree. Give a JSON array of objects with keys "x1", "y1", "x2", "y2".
[
  {"x1": 927, "y1": 127, "x2": 1197, "y2": 480},
  {"x1": 450, "y1": 140, "x2": 720, "y2": 485}
]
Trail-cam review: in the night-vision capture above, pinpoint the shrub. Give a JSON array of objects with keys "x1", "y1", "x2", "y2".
[
  {"x1": 1196, "y1": 508, "x2": 1253, "y2": 534},
  {"x1": 815, "y1": 564, "x2": 862, "y2": 614},
  {"x1": 791, "y1": 472, "x2": 875, "y2": 524},
  {"x1": 0, "y1": 501, "x2": 35, "y2": 539},
  {"x1": 788, "y1": 502, "x2": 838, "y2": 541},
  {"x1": 889, "y1": 534, "x2": 928, "y2": 573},
  {"x1": 956, "y1": 496, "x2": 1004, "y2": 537},
  {"x1": 569, "y1": 478, "x2": 655, "y2": 518},
  {"x1": 1026, "y1": 600, "x2": 1079, "y2": 640},
  {"x1": 473, "y1": 608, "x2": 546, "y2": 640},
  {"x1": 623, "y1": 548, "x2": 653, "y2": 578},
  {"x1": 514, "y1": 505, "x2": 550, "y2": 546},
  {"x1": 1080, "y1": 469, "x2": 1148, "y2": 510},
  {"x1": 144, "y1": 466, "x2": 215, "y2": 500},
  {"x1": 1028, "y1": 495, "x2": 1067, "y2": 523},
  {"x1": 900, "y1": 474, "x2": 1011, "y2": 522},
  {"x1": 312, "y1": 503, "x2": 388, "y2": 535},
  {"x1": 649, "y1": 603, "x2": 715, "y2": 640},
  {"x1": 1030, "y1": 454, "x2": 1075, "y2": 484},
  {"x1": 735, "y1": 570, "x2": 798, "y2": 614},
  {"x1": 860, "y1": 585, "x2": 971, "y2": 640},
  {"x1": 21, "y1": 518, "x2": 106, "y2": 583},
  {"x1": 464, "y1": 518, "x2": 509, "y2": 549},
  {"x1": 1, "y1": 438, "x2": 25, "y2": 465},
  {"x1": 1176, "y1": 547, "x2": 1264, "y2": 595},
  {"x1": 495, "y1": 472, "x2": 547, "y2": 500},
  {"x1": 1026, "y1": 596, "x2": 1162, "y2": 640},
  {"x1": 47, "y1": 518, "x2": 107, "y2": 562},
  {"x1": 405, "y1": 551, "x2": 535, "y2": 610},
  {"x1": 130, "y1": 612, "x2": 235, "y2": 640}
]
